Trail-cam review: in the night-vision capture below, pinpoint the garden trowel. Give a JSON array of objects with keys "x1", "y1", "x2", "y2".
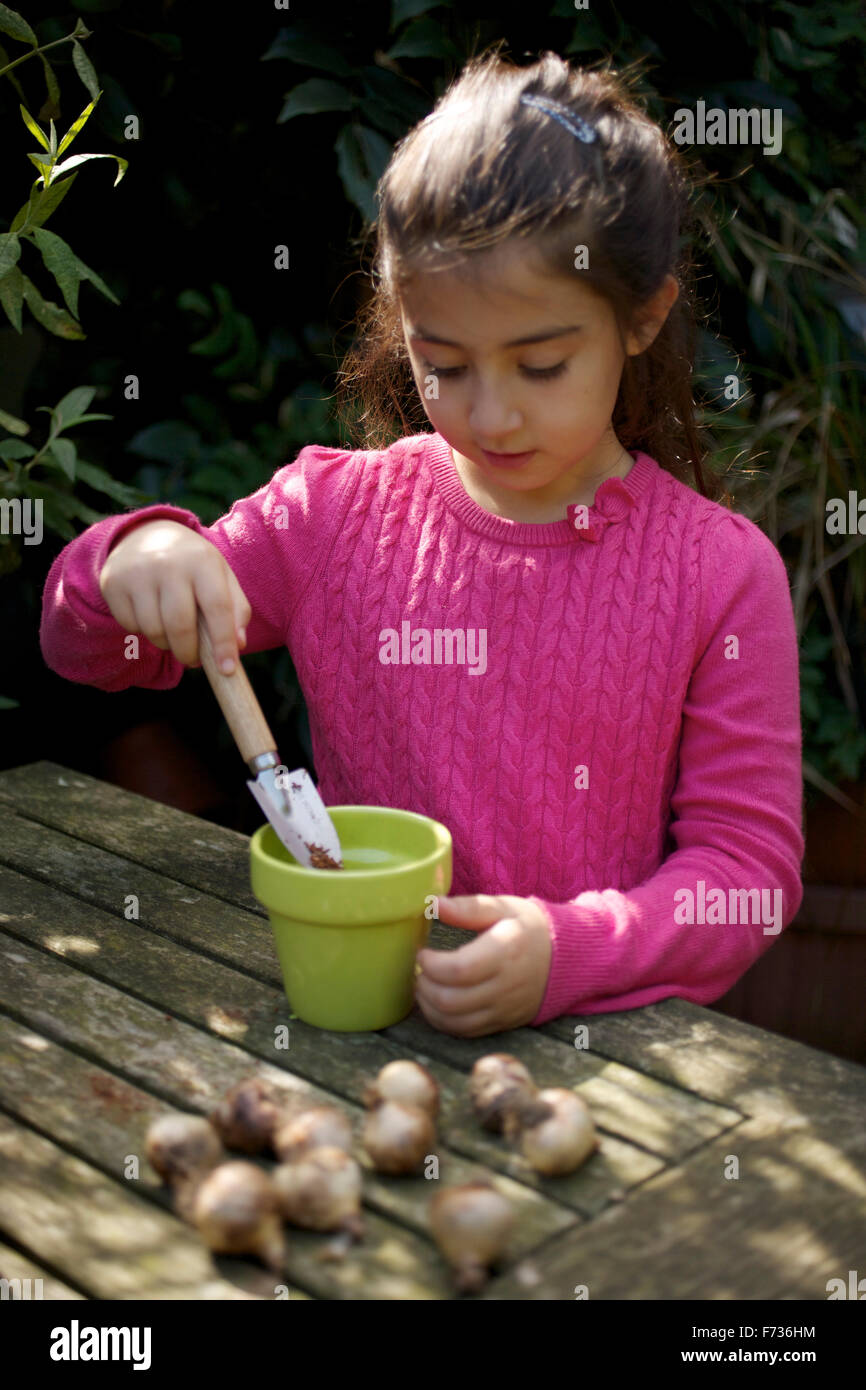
[{"x1": 195, "y1": 613, "x2": 343, "y2": 869}]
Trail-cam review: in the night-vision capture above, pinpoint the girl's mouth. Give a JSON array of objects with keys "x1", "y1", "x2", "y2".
[{"x1": 480, "y1": 449, "x2": 536, "y2": 470}]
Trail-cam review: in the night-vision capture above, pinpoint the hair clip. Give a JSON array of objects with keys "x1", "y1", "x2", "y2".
[{"x1": 520, "y1": 93, "x2": 597, "y2": 144}]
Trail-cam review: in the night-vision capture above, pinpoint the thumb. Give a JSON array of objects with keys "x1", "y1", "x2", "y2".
[{"x1": 433, "y1": 894, "x2": 512, "y2": 933}]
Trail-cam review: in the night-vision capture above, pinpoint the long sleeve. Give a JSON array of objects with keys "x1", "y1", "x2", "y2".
[
  {"x1": 39, "y1": 444, "x2": 360, "y2": 692},
  {"x1": 527, "y1": 510, "x2": 805, "y2": 1025}
]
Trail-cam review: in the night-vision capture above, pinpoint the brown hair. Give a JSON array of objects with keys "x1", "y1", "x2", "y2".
[{"x1": 335, "y1": 46, "x2": 728, "y2": 503}]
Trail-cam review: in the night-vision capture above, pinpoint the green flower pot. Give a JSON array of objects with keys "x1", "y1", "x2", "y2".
[{"x1": 250, "y1": 806, "x2": 452, "y2": 1031}]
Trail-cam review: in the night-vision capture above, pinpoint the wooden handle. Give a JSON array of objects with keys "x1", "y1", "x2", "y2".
[{"x1": 196, "y1": 613, "x2": 276, "y2": 765}]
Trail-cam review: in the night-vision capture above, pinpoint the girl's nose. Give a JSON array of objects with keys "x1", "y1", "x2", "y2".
[{"x1": 468, "y1": 380, "x2": 523, "y2": 437}]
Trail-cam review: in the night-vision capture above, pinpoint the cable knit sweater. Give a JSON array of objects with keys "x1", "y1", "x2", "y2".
[{"x1": 39, "y1": 431, "x2": 805, "y2": 1026}]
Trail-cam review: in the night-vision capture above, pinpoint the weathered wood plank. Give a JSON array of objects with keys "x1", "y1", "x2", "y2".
[
  {"x1": 0, "y1": 1026, "x2": 451, "y2": 1299},
  {"x1": 0, "y1": 762, "x2": 259, "y2": 909},
  {"x1": 0, "y1": 850, "x2": 679, "y2": 1219},
  {"x1": 481, "y1": 1112, "x2": 866, "y2": 1300},
  {"x1": 539, "y1": 1002, "x2": 866, "y2": 1125},
  {"x1": 0, "y1": 928, "x2": 589, "y2": 1267},
  {"x1": 0, "y1": 1240, "x2": 85, "y2": 1300},
  {"x1": 5, "y1": 763, "x2": 861, "y2": 1133},
  {"x1": 388, "y1": 1015, "x2": 744, "y2": 1160},
  {"x1": 0, "y1": 1005, "x2": 576, "y2": 1262},
  {"x1": 0, "y1": 1111, "x2": 294, "y2": 1300},
  {"x1": 0, "y1": 803, "x2": 276, "y2": 981},
  {"x1": 0, "y1": 811, "x2": 741, "y2": 1170}
]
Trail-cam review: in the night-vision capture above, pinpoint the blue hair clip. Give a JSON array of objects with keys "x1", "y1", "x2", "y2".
[{"x1": 520, "y1": 93, "x2": 597, "y2": 145}]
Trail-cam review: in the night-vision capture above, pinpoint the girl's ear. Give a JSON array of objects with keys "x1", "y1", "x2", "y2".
[{"x1": 625, "y1": 275, "x2": 680, "y2": 356}]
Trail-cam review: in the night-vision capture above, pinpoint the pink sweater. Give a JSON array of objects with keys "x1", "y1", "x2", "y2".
[{"x1": 40, "y1": 431, "x2": 804, "y2": 1025}]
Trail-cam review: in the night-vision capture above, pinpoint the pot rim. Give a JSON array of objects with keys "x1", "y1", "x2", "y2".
[{"x1": 250, "y1": 806, "x2": 452, "y2": 881}]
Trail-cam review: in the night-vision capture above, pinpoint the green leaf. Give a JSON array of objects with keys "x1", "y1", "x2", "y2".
[
  {"x1": 47, "y1": 150, "x2": 127, "y2": 188},
  {"x1": 334, "y1": 124, "x2": 392, "y2": 222},
  {"x1": 20, "y1": 274, "x2": 86, "y2": 339},
  {"x1": 23, "y1": 486, "x2": 75, "y2": 541},
  {"x1": 177, "y1": 288, "x2": 212, "y2": 316},
  {"x1": 74, "y1": 458, "x2": 145, "y2": 506},
  {"x1": 53, "y1": 385, "x2": 97, "y2": 426},
  {"x1": 126, "y1": 421, "x2": 201, "y2": 465},
  {"x1": 27, "y1": 152, "x2": 54, "y2": 185},
  {"x1": 360, "y1": 66, "x2": 429, "y2": 125},
  {"x1": 48, "y1": 490, "x2": 104, "y2": 525},
  {"x1": 0, "y1": 265, "x2": 25, "y2": 332},
  {"x1": 262, "y1": 28, "x2": 353, "y2": 76},
  {"x1": 0, "y1": 439, "x2": 34, "y2": 460},
  {"x1": 0, "y1": 4, "x2": 36, "y2": 44},
  {"x1": 57, "y1": 412, "x2": 113, "y2": 429},
  {"x1": 44, "y1": 437, "x2": 77, "y2": 481},
  {"x1": 390, "y1": 0, "x2": 444, "y2": 29},
  {"x1": 190, "y1": 314, "x2": 237, "y2": 356},
  {"x1": 186, "y1": 464, "x2": 245, "y2": 496},
  {"x1": 213, "y1": 314, "x2": 258, "y2": 378},
  {"x1": 71, "y1": 40, "x2": 100, "y2": 101},
  {"x1": 277, "y1": 78, "x2": 355, "y2": 122},
  {"x1": 40, "y1": 53, "x2": 61, "y2": 110},
  {"x1": 385, "y1": 17, "x2": 457, "y2": 60},
  {"x1": 0, "y1": 234, "x2": 20, "y2": 278},
  {"x1": 31, "y1": 227, "x2": 120, "y2": 317},
  {"x1": 10, "y1": 172, "x2": 78, "y2": 234},
  {"x1": 56, "y1": 94, "x2": 100, "y2": 158},
  {"x1": 0, "y1": 695, "x2": 20, "y2": 709},
  {"x1": 0, "y1": 404, "x2": 28, "y2": 436},
  {"x1": 20, "y1": 104, "x2": 50, "y2": 151}
]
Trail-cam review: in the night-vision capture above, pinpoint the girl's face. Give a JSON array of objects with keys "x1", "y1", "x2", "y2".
[{"x1": 399, "y1": 242, "x2": 676, "y2": 508}]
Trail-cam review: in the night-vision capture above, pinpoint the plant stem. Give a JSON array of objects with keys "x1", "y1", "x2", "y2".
[{"x1": 0, "y1": 31, "x2": 79, "y2": 81}]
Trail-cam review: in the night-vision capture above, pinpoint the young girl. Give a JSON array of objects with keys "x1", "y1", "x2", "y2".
[{"x1": 40, "y1": 51, "x2": 804, "y2": 1038}]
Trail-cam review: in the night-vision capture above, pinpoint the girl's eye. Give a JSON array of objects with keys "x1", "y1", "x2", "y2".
[{"x1": 422, "y1": 361, "x2": 567, "y2": 380}]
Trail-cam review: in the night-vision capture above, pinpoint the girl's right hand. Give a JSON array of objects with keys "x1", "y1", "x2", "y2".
[{"x1": 98, "y1": 519, "x2": 252, "y2": 673}]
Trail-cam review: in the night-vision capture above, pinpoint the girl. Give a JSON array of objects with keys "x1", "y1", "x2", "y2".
[{"x1": 40, "y1": 50, "x2": 804, "y2": 1038}]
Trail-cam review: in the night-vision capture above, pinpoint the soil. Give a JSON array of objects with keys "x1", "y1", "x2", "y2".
[{"x1": 305, "y1": 842, "x2": 343, "y2": 870}]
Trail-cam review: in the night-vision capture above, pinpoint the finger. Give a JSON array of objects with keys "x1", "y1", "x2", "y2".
[
  {"x1": 415, "y1": 990, "x2": 497, "y2": 1039},
  {"x1": 103, "y1": 589, "x2": 138, "y2": 635},
  {"x1": 416, "y1": 969, "x2": 499, "y2": 1023},
  {"x1": 434, "y1": 894, "x2": 517, "y2": 930},
  {"x1": 129, "y1": 590, "x2": 170, "y2": 651},
  {"x1": 157, "y1": 582, "x2": 199, "y2": 667},
  {"x1": 195, "y1": 567, "x2": 241, "y2": 674},
  {"x1": 417, "y1": 922, "x2": 512, "y2": 986},
  {"x1": 226, "y1": 570, "x2": 252, "y2": 645}
]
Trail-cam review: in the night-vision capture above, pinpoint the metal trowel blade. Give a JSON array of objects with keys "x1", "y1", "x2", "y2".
[{"x1": 247, "y1": 766, "x2": 343, "y2": 869}]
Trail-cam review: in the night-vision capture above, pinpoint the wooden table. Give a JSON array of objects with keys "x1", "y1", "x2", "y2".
[{"x1": 1, "y1": 760, "x2": 864, "y2": 1301}]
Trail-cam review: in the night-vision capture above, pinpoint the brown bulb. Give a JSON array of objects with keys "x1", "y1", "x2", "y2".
[
  {"x1": 363, "y1": 1060, "x2": 440, "y2": 1118},
  {"x1": 192, "y1": 1161, "x2": 285, "y2": 1271},
  {"x1": 273, "y1": 1106, "x2": 354, "y2": 1163},
  {"x1": 468, "y1": 1053, "x2": 537, "y2": 1133},
  {"x1": 273, "y1": 1147, "x2": 364, "y2": 1236},
  {"x1": 361, "y1": 1101, "x2": 435, "y2": 1176},
  {"x1": 430, "y1": 1183, "x2": 514, "y2": 1293},
  {"x1": 509, "y1": 1088, "x2": 598, "y2": 1176},
  {"x1": 145, "y1": 1114, "x2": 223, "y2": 1185},
  {"x1": 211, "y1": 1077, "x2": 291, "y2": 1154}
]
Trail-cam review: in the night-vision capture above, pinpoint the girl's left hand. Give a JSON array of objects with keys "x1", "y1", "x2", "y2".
[{"x1": 414, "y1": 895, "x2": 553, "y2": 1037}]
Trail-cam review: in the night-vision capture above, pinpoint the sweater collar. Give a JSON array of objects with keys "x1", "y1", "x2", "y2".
[{"x1": 418, "y1": 432, "x2": 656, "y2": 546}]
